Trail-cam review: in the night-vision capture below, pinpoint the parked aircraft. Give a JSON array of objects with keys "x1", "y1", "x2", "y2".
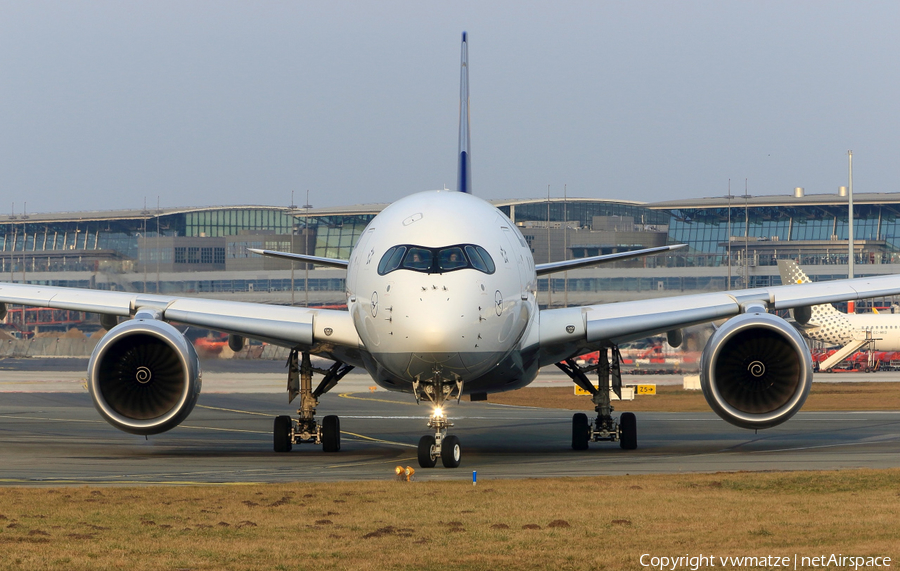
[
  {"x1": 778, "y1": 259, "x2": 900, "y2": 370},
  {"x1": 3, "y1": 34, "x2": 900, "y2": 468}
]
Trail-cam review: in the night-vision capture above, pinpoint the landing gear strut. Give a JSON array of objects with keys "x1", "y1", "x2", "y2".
[
  {"x1": 273, "y1": 349, "x2": 354, "y2": 453},
  {"x1": 556, "y1": 346, "x2": 637, "y2": 450},
  {"x1": 414, "y1": 368, "x2": 463, "y2": 468}
]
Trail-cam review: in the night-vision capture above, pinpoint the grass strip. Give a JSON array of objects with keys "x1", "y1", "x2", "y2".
[
  {"x1": 0, "y1": 470, "x2": 898, "y2": 570},
  {"x1": 488, "y1": 382, "x2": 900, "y2": 412}
]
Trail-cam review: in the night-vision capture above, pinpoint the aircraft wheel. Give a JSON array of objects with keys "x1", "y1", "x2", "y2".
[
  {"x1": 274, "y1": 415, "x2": 293, "y2": 453},
  {"x1": 322, "y1": 415, "x2": 341, "y2": 452},
  {"x1": 441, "y1": 435, "x2": 461, "y2": 468},
  {"x1": 572, "y1": 413, "x2": 590, "y2": 450},
  {"x1": 418, "y1": 435, "x2": 437, "y2": 468},
  {"x1": 619, "y1": 412, "x2": 637, "y2": 450}
]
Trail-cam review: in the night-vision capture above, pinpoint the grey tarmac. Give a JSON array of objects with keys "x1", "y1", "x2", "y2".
[{"x1": 1, "y1": 365, "x2": 900, "y2": 485}]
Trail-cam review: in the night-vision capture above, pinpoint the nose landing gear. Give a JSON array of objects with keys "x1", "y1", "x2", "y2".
[
  {"x1": 273, "y1": 349, "x2": 354, "y2": 453},
  {"x1": 556, "y1": 346, "x2": 637, "y2": 451},
  {"x1": 414, "y1": 370, "x2": 464, "y2": 468}
]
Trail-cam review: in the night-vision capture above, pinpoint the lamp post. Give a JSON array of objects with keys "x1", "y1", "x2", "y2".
[
  {"x1": 742, "y1": 184, "x2": 751, "y2": 288},
  {"x1": 7, "y1": 202, "x2": 12, "y2": 282},
  {"x1": 563, "y1": 184, "x2": 568, "y2": 308},
  {"x1": 725, "y1": 180, "x2": 733, "y2": 290},
  {"x1": 289, "y1": 190, "x2": 297, "y2": 307},
  {"x1": 304, "y1": 190, "x2": 312, "y2": 308},
  {"x1": 546, "y1": 185, "x2": 552, "y2": 309},
  {"x1": 22, "y1": 202, "x2": 28, "y2": 285},
  {"x1": 141, "y1": 197, "x2": 148, "y2": 294},
  {"x1": 848, "y1": 150, "x2": 854, "y2": 280},
  {"x1": 156, "y1": 197, "x2": 160, "y2": 294}
]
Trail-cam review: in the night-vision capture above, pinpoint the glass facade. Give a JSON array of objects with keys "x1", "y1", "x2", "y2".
[
  {"x1": 1, "y1": 207, "x2": 300, "y2": 273},
  {"x1": 665, "y1": 202, "x2": 900, "y2": 267},
  {"x1": 499, "y1": 201, "x2": 668, "y2": 228},
  {"x1": 158, "y1": 277, "x2": 346, "y2": 295},
  {"x1": 5, "y1": 198, "x2": 900, "y2": 283},
  {"x1": 185, "y1": 209, "x2": 293, "y2": 237},
  {"x1": 309, "y1": 215, "x2": 373, "y2": 260},
  {"x1": 0, "y1": 221, "x2": 149, "y2": 258}
]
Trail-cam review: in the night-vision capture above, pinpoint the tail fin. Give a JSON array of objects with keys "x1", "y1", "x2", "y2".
[
  {"x1": 457, "y1": 31, "x2": 471, "y2": 193},
  {"x1": 777, "y1": 259, "x2": 840, "y2": 320},
  {"x1": 777, "y1": 259, "x2": 812, "y2": 285}
]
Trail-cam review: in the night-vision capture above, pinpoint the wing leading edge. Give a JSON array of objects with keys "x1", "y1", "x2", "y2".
[
  {"x1": 0, "y1": 282, "x2": 360, "y2": 358},
  {"x1": 247, "y1": 248, "x2": 349, "y2": 269},
  {"x1": 535, "y1": 244, "x2": 685, "y2": 276},
  {"x1": 537, "y1": 273, "x2": 900, "y2": 365}
]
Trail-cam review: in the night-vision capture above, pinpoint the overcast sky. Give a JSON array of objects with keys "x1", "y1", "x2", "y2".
[{"x1": 2, "y1": 1, "x2": 899, "y2": 215}]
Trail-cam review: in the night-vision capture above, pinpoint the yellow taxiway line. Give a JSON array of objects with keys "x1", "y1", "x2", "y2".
[
  {"x1": 197, "y1": 403, "x2": 416, "y2": 448},
  {"x1": 337, "y1": 392, "x2": 419, "y2": 406}
]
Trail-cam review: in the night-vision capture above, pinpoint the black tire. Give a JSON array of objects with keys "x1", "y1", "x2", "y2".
[
  {"x1": 274, "y1": 415, "x2": 293, "y2": 453},
  {"x1": 322, "y1": 415, "x2": 341, "y2": 452},
  {"x1": 418, "y1": 435, "x2": 437, "y2": 468},
  {"x1": 441, "y1": 434, "x2": 461, "y2": 468},
  {"x1": 619, "y1": 412, "x2": 637, "y2": 450},
  {"x1": 572, "y1": 413, "x2": 590, "y2": 450}
]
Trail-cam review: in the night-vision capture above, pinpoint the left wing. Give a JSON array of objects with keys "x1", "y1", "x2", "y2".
[
  {"x1": 535, "y1": 244, "x2": 685, "y2": 276},
  {"x1": 247, "y1": 248, "x2": 349, "y2": 269},
  {"x1": 537, "y1": 273, "x2": 900, "y2": 364},
  {"x1": 0, "y1": 282, "x2": 361, "y2": 360}
]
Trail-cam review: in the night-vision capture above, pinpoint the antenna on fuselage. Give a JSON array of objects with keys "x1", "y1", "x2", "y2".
[{"x1": 457, "y1": 31, "x2": 471, "y2": 194}]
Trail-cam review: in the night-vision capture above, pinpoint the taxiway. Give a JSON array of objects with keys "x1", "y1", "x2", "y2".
[{"x1": 1, "y1": 360, "x2": 899, "y2": 485}]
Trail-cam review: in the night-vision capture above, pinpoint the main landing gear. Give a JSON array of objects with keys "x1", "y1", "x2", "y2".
[
  {"x1": 273, "y1": 349, "x2": 354, "y2": 453},
  {"x1": 414, "y1": 368, "x2": 463, "y2": 469},
  {"x1": 556, "y1": 346, "x2": 637, "y2": 451}
]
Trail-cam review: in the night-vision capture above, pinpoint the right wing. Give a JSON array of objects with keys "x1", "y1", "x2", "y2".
[
  {"x1": 0, "y1": 282, "x2": 362, "y2": 363},
  {"x1": 535, "y1": 244, "x2": 685, "y2": 275}
]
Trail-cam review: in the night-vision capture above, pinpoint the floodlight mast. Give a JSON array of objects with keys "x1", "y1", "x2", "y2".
[{"x1": 848, "y1": 150, "x2": 854, "y2": 281}]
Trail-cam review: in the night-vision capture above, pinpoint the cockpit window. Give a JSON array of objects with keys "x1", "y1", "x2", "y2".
[
  {"x1": 378, "y1": 245, "x2": 407, "y2": 274},
  {"x1": 438, "y1": 247, "x2": 467, "y2": 271},
  {"x1": 403, "y1": 248, "x2": 433, "y2": 270},
  {"x1": 465, "y1": 245, "x2": 495, "y2": 273},
  {"x1": 377, "y1": 244, "x2": 495, "y2": 275}
]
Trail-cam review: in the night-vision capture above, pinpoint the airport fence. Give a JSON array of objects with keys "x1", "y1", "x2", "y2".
[{"x1": 0, "y1": 337, "x2": 99, "y2": 358}]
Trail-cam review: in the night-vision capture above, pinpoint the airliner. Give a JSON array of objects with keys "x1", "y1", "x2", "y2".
[
  {"x1": 779, "y1": 259, "x2": 900, "y2": 370},
  {"x1": 4, "y1": 33, "x2": 900, "y2": 468}
]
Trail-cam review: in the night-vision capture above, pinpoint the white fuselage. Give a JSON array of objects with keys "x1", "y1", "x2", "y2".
[
  {"x1": 806, "y1": 312, "x2": 900, "y2": 350},
  {"x1": 344, "y1": 190, "x2": 540, "y2": 394}
]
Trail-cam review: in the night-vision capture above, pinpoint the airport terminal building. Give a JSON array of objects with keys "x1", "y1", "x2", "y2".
[{"x1": 3, "y1": 189, "x2": 900, "y2": 332}]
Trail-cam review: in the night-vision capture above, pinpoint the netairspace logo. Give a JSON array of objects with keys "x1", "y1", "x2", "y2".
[{"x1": 640, "y1": 554, "x2": 892, "y2": 571}]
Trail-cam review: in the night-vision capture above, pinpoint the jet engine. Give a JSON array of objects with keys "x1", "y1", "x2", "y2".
[
  {"x1": 699, "y1": 311, "x2": 812, "y2": 430},
  {"x1": 88, "y1": 318, "x2": 202, "y2": 435}
]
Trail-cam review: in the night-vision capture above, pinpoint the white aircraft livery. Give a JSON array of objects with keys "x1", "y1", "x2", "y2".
[
  {"x1": 4, "y1": 34, "x2": 900, "y2": 468},
  {"x1": 778, "y1": 259, "x2": 900, "y2": 370}
]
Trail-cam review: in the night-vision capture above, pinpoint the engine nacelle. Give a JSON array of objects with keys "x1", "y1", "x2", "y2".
[
  {"x1": 700, "y1": 311, "x2": 812, "y2": 430},
  {"x1": 88, "y1": 318, "x2": 202, "y2": 435}
]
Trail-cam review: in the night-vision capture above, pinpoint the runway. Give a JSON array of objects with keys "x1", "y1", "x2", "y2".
[{"x1": 2, "y1": 375, "x2": 900, "y2": 485}]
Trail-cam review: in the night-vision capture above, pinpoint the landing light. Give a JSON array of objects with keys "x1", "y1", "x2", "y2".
[{"x1": 433, "y1": 406, "x2": 444, "y2": 417}]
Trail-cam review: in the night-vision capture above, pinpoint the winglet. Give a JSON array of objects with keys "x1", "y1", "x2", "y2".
[{"x1": 457, "y1": 31, "x2": 471, "y2": 193}]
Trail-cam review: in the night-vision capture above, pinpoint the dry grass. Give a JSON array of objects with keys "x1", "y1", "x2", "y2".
[
  {"x1": 0, "y1": 470, "x2": 898, "y2": 570},
  {"x1": 488, "y1": 382, "x2": 900, "y2": 412}
]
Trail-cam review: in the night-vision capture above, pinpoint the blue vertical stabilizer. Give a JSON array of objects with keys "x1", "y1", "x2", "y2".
[{"x1": 457, "y1": 32, "x2": 471, "y2": 193}]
